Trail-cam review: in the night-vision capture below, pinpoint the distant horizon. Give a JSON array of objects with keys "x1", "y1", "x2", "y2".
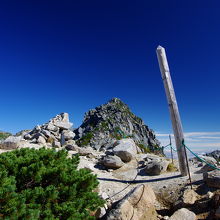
[{"x1": 1, "y1": 95, "x2": 219, "y2": 156}]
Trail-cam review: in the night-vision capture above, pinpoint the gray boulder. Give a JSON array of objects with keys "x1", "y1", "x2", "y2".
[
  {"x1": 113, "y1": 138, "x2": 137, "y2": 162},
  {"x1": 0, "y1": 136, "x2": 22, "y2": 149},
  {"x1": 62, "y1": 130, "x2": 75, "y2": 140},
  {"x1": 144, "y1": 160, "x2": 169, "y2": 175},
  {"x1": 41, "y1": 130, "x2": 51, "y2": 138},
  {"x1": 206, "y1": 150, "x2": 220, "y2": 161},
  {"x1": 78, "y1": 147, "x2": 93, "y2": 156},
  {"x1": 52, "y1": 141, "x2": 61, "y2": 148},
  {"x1": 169, "y1": 208, "x2": 196, "y2": 220},
  {"x1": 53, "y1": 121, "x2": 73, "y2": 130},
  {"x1": 101, "y1": 155, "x2": 124, "y2": 169},
  {"x1": 37, "y1": 136, "x2": 46, "y2": 145},
  {"x1": 203, "y1": 170, "x2": 220, "y2": 188},
  {"x1": 105, "y1": 184, "x2": 157, "y2": 220},
  {"x1": 46, "y1": 123, "x2": 58, "y2": 131}
]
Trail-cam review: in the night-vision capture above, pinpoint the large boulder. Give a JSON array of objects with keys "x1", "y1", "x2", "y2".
[
  {"x1": 61, "y1": 130, "x2": 75, "y2": 141},
  {"x1": 144, "y1": 160, "x2": 169, "y2": 175},
  {"x1": 105, "y1": 184, "x2": 157, "y2": 220},
  {"x1": 203, "y1": 170, "x2": 220, "y2": 188},
  {"x1": 0, "y1": 136, "x2": 22, "y2": 149},
  {"x1": 52, "y1": 113, "x2": 73, "y2": 130},
  {"x1": 113, "y1": 139, "x2": 137, "y2": 162},
  {"x1": 169, "y1": 208, "x2": 196, "y2": 220},
  {"x1": 101, "y1": 155, "x2": 124, "y2": 169}
]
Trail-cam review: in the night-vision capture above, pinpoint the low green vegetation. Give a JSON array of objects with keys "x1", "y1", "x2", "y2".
[
  {"x1": 167, "y1": 162, "x2": 178, "y2": 172},
  {"x1": 76, "y1": 132, "x2": 94, "y2": 147},
  {"x1": 0, "y1": 147, "x2": 104, "y2": 219},
  {"x1": 110, "y1": 127, "x2": 125, "y2": 140},
  {"x1": 137, "y1": 143, "x2": 152, "y2": 153},
  {"x1": 0, "y1": 131, "x2": 11, "y2": 140},
  {"x1": 100, "y1": 121, "x2": 108, "y2": 131}
]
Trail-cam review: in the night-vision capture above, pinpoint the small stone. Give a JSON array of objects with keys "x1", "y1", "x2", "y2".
[
  {"x1": 37, "y1": 136, "x2": 46, "y2": 145},
  {"x1": 34, "y1": 125, "x2": 41, "y2": 132},
  {"x1": 169, "y1": 208, "x2": 196, "y2": 220},
  {"x1": 78, "y1": 147, "x2": 93, "y2": 156},
  {"x1": 182, "y1": 189, "x2": 198, "y2": 205},
  {"x1": 46, "y1": 123, "x2": 58, "y2": 131},
  {"x1": 53, "y1": 121, "x2": 73, "y2": 130},
  {"x1": 24, "y1": 134, "x2": 32, "y2": 140},
  {"x1": 62, "y1": 130, "x2": 75, "y2": 140},
  {"x1": 206, "y1": 191, "x2": 214, "y2": 199},
  {"x1": 53, "y1": 141, "x2": 61, "y2": 148},
  {"x1": 41, "y1": 130, "x2": 51, "y2": 138},
  {"x1": 65, "y1": 144, "x2": 79, "y2": 151}
]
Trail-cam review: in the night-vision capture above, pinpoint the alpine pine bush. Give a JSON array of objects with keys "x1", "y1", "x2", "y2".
[{"x1": 0, "y1": 147, "x2": 104, "y2": 219}]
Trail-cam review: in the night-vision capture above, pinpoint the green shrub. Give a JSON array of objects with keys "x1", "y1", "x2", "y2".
[
  {"x1": 0, "y1": 132, "x2": 11, "y2": 140},
  {"x1": 137, "y1": 144, "x2": 152, "y2": 153},
  {"x1": 0, "y1": 148, "x2": 104, "y2": 219},
  {"x1": 167, "y1": 162, "x2": 177, "y2": 172},
  {"x1": 76, "y1": 132, "x2": 94, "y2": 147}
]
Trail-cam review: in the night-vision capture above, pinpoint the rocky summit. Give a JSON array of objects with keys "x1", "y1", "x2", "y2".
[{"x1": 74, "y1": 98, "x2": 161, "y2": 152}]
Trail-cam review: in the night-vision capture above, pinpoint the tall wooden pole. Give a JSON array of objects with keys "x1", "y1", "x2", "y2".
[
  {"x1": 169, "y1": 135, "x2": 174, "y2": 164},
  {"x1": 156, "y1": 46, "x2": 188, "y2": 176}
]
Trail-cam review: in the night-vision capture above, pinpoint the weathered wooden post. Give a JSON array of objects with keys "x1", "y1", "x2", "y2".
[
  {"x1": 156, "y1": 46, "x2": 188, "y2": 176},
  {"x1": 169, "y1": 135, "x2": 174, "y2": 164}
]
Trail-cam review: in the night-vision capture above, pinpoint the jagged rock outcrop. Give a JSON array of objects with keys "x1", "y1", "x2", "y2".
[{"x1": 74, "y1": 98, "x2": 161, "y2": 152}]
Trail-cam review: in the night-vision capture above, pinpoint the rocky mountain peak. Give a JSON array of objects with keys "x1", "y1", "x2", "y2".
[{"x1": 74, "y1": 98, "x2": 161, "y2": 152}]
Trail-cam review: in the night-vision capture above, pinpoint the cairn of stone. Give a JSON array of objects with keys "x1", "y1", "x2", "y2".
[{"x1": 22, "y1": 113, "x2": 75, "y2": 148}]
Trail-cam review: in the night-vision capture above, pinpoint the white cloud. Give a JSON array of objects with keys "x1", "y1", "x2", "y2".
[{"x1": 156, "y1": 131, "x2": 220, "y2": 157}]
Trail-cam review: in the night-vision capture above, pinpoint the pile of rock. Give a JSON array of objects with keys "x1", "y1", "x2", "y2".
[
  {"x1": 0, "y1": 113, "x2": 77, "y2": 150},
  {"x1": 99, "y1": 138, "x2": 171, "y2": 176}
]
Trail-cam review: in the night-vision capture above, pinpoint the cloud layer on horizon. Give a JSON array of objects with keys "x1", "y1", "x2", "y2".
[{"x1": 156, "y1": 131, "x2": 220, "y2": 157}]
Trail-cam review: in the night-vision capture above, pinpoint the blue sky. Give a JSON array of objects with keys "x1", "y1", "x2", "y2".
[{"x1": 0, "y1": 1, "x2": 220, "y2": 154}]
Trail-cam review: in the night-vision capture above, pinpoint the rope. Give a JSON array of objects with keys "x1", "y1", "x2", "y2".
[
  {"x1": 168, "y1": 139, "x2": 220, "y2": 171},
  {"x1": 129, "y1": 184, "x2": 145, "y2": 220},
  {"x1": 105, "y1": 156, "x2": 140, "y2": 201},
  {"x1": 181, "y1": 140, "x2": 220, "y2": 171},
  {"x1": 162, "y1": 143, "x2": 171, "y2": 149}
]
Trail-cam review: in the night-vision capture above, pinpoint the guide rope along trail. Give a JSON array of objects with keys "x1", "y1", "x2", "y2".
[{"x1": 164, "y1": 139, "x2": 220, "y2": 171}]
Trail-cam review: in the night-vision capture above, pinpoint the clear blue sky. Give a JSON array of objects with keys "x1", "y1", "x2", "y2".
[{"x1": 1, "y1": 1, "x2": 220, "y2": 152}]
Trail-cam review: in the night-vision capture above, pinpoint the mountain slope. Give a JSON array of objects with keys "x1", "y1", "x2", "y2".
[{"x1": 74, "y1": 98, "x2": 161, "y2": 152}]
